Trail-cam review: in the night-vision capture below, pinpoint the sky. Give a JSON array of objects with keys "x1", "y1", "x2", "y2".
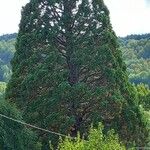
[{"x1": 0, "y1": 0, "x2": 150, "y2": 37}]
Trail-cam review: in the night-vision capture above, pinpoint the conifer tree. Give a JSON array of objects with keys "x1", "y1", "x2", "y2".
[{"x1": 6, "y1": 0, "x2": 148, "y2": 148}]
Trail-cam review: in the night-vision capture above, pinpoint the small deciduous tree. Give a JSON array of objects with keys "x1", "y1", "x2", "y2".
[
  {"x1": 57, "y1": 123, "x2": 126, "y2": 150},
  {"x1": 136, "y1": 83, "x2": 150, "y2": 110}
]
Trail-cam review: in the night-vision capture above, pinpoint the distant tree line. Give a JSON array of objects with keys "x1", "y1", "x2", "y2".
[
  {"x1": 0, "y1": 33, "x2": 17, "y2": 42},
  {"x1": 121, "y1": 33, "x2": 150, "y2": 41}
]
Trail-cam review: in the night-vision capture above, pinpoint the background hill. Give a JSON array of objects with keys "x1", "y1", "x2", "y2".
[
  {"x1": 0, "y1": 33, "x2": 16, "y2": 96},
  {"x1": 120, "y1": 34, "x2": 150, "y2": 85}
]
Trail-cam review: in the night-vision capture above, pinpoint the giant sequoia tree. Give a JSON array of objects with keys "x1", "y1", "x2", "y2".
[{"x1": 6, "y1": 0, "x2": 148, "y2": 148}]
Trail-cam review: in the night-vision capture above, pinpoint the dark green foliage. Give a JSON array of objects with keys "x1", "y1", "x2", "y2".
[
  {"x1": 134, "y1": 84, "x2": 150, "y2": 147},
  {"x1": 135, "y1": 84, "x2": 150, "y2": 110},
  {"x1": 0, "y1": 98, "x2": 38, "y2": 150},
  {"x1": 6, "y1": 0, "x2": 148, "y2": 148}
]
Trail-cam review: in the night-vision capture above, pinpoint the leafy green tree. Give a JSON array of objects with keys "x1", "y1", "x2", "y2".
[
  {"x1": 135, "y1": 84, "x2": 150, "y2": 110},
  {"x1": 0, "y1": 99, "x2": 38, "y2": 150},
  {"x1": 0, "y1": 82, "x2": 6, "y2": 97},
  {"x1": 57, "y1": 123, "x2": 126, "y2": 150},
  {"x1": 6, "y1": 0, "x2": 148, "y2": 148}
]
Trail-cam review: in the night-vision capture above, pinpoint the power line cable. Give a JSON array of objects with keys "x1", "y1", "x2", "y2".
[{"x1": 0, "y1": 113, "x2": 74, "y2": 139}]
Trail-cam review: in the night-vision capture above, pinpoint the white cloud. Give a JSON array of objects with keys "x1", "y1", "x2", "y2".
[
  {"x1": 104, "y1": 0, "x2": 150, "y2": 36},
  {"x1": 0, "y1": 0, "x2": 28, "y2": 35}
]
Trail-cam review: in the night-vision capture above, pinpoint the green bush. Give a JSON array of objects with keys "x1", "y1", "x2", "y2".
[
  {"x1": 57, "y1": 123, "x2": 126, "y2": 150},
  {"x1": 0, "y1": 82, "x2": 6, "y2": 96}
]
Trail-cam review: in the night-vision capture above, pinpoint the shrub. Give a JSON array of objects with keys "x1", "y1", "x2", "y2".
[{"x1": 57, "y1": 123, "x2": 126, "y2": 150}]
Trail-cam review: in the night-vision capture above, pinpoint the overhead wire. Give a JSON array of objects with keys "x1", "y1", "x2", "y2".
[{"x1": 0, "y1": 113, "x2": 74, "y2": 139}]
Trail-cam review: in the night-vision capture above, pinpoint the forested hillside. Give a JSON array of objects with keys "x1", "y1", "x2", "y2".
[
  {"x1": 120, "y1": 34, "x2": 150, "y2": 86},
  {"x1": 0, "y1": 33, "x2": 16, "y2": 83},
  {"x1": 0, "y1": 34, "x2": 16, "y2": 96}
]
